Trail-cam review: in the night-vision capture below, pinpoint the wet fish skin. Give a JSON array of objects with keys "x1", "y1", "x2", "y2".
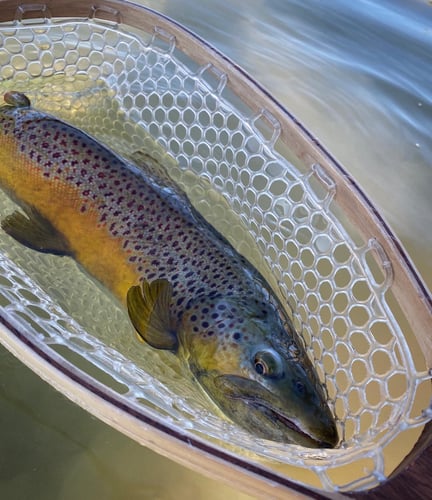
[{"x1": 0, "y1": 91, "x2": 338, "y2": 447}]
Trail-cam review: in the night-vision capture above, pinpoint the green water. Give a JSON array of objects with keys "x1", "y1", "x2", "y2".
[{"x1": 0, "y1": 347, "x2": 252, "y2": 500}]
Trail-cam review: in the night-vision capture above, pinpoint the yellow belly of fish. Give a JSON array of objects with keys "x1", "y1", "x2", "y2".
[{"x1": 0, "y1": 137, "x2": 139, "y2": 301}]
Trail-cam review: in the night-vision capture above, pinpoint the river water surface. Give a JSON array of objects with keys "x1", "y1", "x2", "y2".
[{"x1": 1, "y1": 0, "x2": 431, "y2": 498}]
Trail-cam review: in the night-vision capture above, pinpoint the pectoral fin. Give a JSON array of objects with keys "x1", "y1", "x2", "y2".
[
  {"x1": 1, "y1": 206, "x2": 72, "y2": 256},
  {"x1": 127, "y1": 279, "x2": 178, "y2": 351}
]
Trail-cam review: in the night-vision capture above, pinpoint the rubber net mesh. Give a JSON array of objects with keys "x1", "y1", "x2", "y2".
[{"x1": 0, "y1": 11, "x2": 430, "y2": 493}]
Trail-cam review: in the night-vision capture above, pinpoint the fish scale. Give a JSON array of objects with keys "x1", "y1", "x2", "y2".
[{"x1": 1, "y1": 105, "x2": 254, "y2": 320}]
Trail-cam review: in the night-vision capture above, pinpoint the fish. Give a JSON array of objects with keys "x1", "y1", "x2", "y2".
[{"x1": 0, "y1": 91, "x2": 338, "y2": 448}]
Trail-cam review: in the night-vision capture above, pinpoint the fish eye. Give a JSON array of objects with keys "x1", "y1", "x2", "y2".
[
  {"x1": 253, "y1": 349, "x2": 284, "y2": 378},
  {"x1": 294, "y1": 380, "x2": 306, "y2": 396},
  {"x1": 254, "y1": 361, "x2": 266, "y2": 375}
]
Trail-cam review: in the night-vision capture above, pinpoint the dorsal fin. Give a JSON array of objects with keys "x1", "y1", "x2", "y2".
[{"x1": 127, "y1": 279, "x2": 178, "y2": 351}]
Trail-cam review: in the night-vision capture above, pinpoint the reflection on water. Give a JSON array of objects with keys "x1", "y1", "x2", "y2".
[{"x1": 1, "y1": 0, "x2": 431, "y2": 497}]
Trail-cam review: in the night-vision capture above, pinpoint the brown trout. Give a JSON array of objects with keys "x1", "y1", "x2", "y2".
[{"x1": 0, "y1": 91, "x2": 338, "y2": 447}]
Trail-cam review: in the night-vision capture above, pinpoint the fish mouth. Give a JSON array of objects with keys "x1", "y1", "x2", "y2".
[
  {"x1": 248, "y1": 399, "x2": 327, "y2": 447},
  {"x1": 211, "y1": 374, "x2": 337, "y2": 447}
]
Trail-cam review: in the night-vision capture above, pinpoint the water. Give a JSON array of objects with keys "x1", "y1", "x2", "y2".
[{"x1": 1, "y1": 0, "x2": 431, "y2": 498}]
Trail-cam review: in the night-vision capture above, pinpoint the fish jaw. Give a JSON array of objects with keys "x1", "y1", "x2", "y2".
[{"x1": 209, "y1": 373, "x2": 339, "y2": 448}]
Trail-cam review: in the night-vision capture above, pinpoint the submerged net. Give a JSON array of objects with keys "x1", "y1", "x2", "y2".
[{"x1": 0, "y1": 7, "x2": 430, "y2": 492}]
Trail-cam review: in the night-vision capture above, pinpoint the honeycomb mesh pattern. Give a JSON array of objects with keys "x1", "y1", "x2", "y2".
[{"x1": 0, "y1": 12, "x2": 430, "y2": 493}]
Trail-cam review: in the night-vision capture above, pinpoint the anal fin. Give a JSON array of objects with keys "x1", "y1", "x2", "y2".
[
  {"x1": 127, "y1": 279, "x2": 178, "y2": 351},
  {"x1": 1, "y1": 206, "x2": 72, "y2": 256}
]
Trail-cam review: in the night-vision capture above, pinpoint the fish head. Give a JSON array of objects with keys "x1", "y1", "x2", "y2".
[{"x1": 178, "y1": 295, "x2": 339, "y2": 448}]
